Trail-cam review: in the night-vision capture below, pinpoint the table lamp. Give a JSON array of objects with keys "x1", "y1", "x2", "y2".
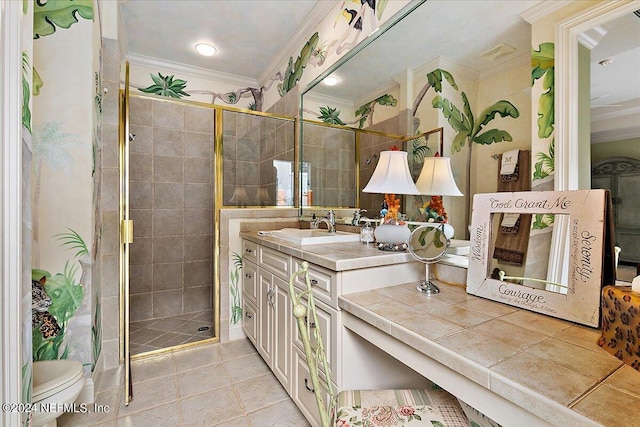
[
  {"x1": 413, "y1": 156, "x2": 463, "y2": 293},
  {"x1": 363, "y1": 150, "x2": 420, "y2": 250}
]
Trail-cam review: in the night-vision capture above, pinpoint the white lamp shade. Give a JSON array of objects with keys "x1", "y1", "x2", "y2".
[
  {"x1": 230, "y1": 187, "x2": 249, "y2": 203},
  {"x1": 363, "y1": 151, "x2": 420, "y2": 195},
  {"x1": 415, "y1": 157, "x2": 463, "y2": 196}
]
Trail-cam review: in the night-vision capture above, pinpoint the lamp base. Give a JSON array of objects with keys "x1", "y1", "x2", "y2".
[
  {"x1": 375, "y1": 224, "x2": 411, "y2": 251},
  {"x1": 376, "y1": 241, "x2": 408, "y2": 251},
  {"x1": 416, "y1": 280, "x2": 440, "y2": 295}
]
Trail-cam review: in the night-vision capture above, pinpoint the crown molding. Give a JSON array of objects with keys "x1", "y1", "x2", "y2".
[
  {"x1": 304, "y1": 91, "x2": 355, "y2": 110},
  {"x1": 479, "y1": 51, "x2": 531, "y2": 80},
  {"x1": 413, "y1": 56, "x2": 480, "y2": 82},
  {"x1": 591, "y1": 125, "x2": 640, "y2": 144},
  {"x1": 126, "y1": 53, "x2": 258, "y2": 88},
  {"x1": 257, "y1": 0, "x2": 337, "y2": 86},
  {"x1": 519, "y1": 0, "x2": 572, "y2": 24}
]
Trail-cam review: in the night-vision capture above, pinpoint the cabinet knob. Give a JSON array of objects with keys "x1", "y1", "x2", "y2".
[
  {"x1": 245, "y1": 312, "x2": 253, "y2": 319},
  {"x1": 245, "y1": 248, "x2": 253, "y2": 253},
  {"x1": 304, "y1": 378, "x2": 315, "y2": 393},
  {"x1": 304, "y1": 316, "x2": 316, "y2": 328},
  {"x1": 245, "y1": 273, "x2": 252, "y2": 279},
  {"x1": 311, "y1": 279, "x2": 318, "y2": 285}
]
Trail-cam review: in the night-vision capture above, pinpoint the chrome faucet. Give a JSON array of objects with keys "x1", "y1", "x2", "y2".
[{"x1": 310, "y1": 210, "x2": 335, "y2": 233}]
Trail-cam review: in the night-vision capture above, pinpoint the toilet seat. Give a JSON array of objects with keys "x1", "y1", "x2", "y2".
[{"x1": 32, "y1": 360, "x2": 84, "y2": 402}]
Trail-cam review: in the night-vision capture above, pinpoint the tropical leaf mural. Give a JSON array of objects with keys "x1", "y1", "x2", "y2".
[
  {"x1": 32, "y1": 229, "x2": 87, "y2": 361},
  {"x1": 533, "y1": 137, "x2": 555, "y2": 181},
  {"x1": 532, "y1": 213, "x2": 555, "y2": 230},
  {"x1": 278, "y1": 32, "x2": 319, "y2": 96},
  {"x1": 229, "y1": 253, "x2": 243, "y2": 325},
  {"x1": 355, "y1": 93, "x2": 397, "y2": 128},
  {"x1": 429, "y1": 68, "x2": 520, "y2": 225},
  {"x1": 532, "y1": 42, "x2": 555, "y2": 139},
  {"x1": 139, "y1": 73, "x2": 190, "y2": 98},
  {"x1": 32, "y1": 122, "x2": 83, "y2": 242},
  {"x1": 318, "y1": 106, "x2": 346, "y2": 125},
  {"x1": 432, "y1": 92, "x2": 519, "y2": 154},
  {"x1": 413, "y1": 68, "x2": 458, "y2": 115},
  {"x1": 91, "y1": 296, "x2": 101, "y2": 371},
  {"x1": 33, "y1": 0, "x2": 94, "y2": 39},
  {"x1": 21, "y1": 52, "x2": 32, "y2": 134}
]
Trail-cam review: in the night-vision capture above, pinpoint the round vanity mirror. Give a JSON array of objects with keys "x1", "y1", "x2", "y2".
[{"x1": 408, "y1": 224, "x2": 450, "y2": 294}]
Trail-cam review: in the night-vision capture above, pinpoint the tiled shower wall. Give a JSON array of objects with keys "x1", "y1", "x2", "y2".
[
  {"x1": 128, "y1": 96, "x2": 214, "y2": 322},
  {"x1": 302, "y1": 122, "x2": 355, "y2": 207},
  {"x1": 222, "y1": 110, "x2": 295, "y2": 206}
]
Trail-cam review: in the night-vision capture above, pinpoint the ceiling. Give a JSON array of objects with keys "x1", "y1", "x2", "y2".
[
  {"x1": 119, "y1": 0, "x2": 322, "y2": 82},
  {"x1": 119, "y1": 1, "x2": 640, "y2": 142}
]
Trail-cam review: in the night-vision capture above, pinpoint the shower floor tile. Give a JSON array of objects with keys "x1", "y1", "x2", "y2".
[{"x1": 130, "y1": 310, "x2": 214, "y2": 355}]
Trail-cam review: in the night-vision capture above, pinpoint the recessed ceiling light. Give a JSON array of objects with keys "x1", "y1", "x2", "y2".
[
  {"x1": 195, "y1": 43, "x2": 217, "y2": 56},
  {"x1": 598, "y1": 58, "x2": 614, "y2": 66},
  {"x1": 324, "y1": 76, "x2": 339, "y2": 86}
]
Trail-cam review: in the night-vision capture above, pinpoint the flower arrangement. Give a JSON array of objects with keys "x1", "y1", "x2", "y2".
[
  {"x1": 419, "y1": 195, "x2": 448, "y2": 223},
  {"x1": 380, "y1": 193, "x2": 406, "y2": 225}
]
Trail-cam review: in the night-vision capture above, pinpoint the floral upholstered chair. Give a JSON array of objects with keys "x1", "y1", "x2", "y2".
[{"x1": 288, "y1": 262, "x2": 471, "y2": 427}]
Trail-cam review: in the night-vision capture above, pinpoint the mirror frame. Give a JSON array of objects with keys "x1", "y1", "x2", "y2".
[{"x1": 467, "y1": 189, "x2": 610, "y2": 327}]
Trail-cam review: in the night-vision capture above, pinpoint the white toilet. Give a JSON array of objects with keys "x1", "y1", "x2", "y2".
[{"x1": 32, "y1": 360, "x2": 85, "y2": 427}]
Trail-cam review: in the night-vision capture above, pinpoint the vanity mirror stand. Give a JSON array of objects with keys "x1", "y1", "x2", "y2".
[{"x1": 408, "y1": 223, "x2": 454, "y2": 294}]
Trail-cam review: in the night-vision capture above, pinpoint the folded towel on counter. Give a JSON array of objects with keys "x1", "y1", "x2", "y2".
[{"x1": 257, "y1": 231, "x2": 272, "y2": 236}]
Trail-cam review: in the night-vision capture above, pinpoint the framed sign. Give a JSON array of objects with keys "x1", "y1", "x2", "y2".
[{"x1": 467, "y1": 190, "x2": 613, "y2": 327}]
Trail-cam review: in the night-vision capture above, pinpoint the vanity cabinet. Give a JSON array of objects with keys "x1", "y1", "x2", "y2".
[
  {"x1": 241, "y1": 235, "x2": 425, "y2": 426},
  {"x1": 242, "y1": 241, "x2": 291, "y2": 393}
]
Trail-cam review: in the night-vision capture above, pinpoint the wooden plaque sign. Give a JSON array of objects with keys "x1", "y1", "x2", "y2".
[{"x1": 467, "y1": 190, "x2": 613, "y2": 327}]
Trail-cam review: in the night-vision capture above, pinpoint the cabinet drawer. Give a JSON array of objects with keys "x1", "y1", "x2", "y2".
[
  {"x1": 242, "y1": 240, "x2": 258, "y2": 264},
  {"x1": 292, "y1": 298, "x2": 338, "y2": 384},
  {"x1": 242, "y1": 298, "x2": 258, "y2": 347},
  {"x1": 293, "y1": 258, "x2": 336, "y2": 307},
  {"x1": 242, "y1": 262, "x2": 258, "y2": 305},
  {"x1": 293, "y1": 346, "x2": 331, "y2": 427},
  {"x1": 259, "y1": 246, "x2": 291, "y2": 280}
]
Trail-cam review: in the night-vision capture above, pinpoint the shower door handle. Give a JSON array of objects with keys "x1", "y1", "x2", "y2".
[{"x1": 121, "y1": 220, "x2": 134, "y2": 244}]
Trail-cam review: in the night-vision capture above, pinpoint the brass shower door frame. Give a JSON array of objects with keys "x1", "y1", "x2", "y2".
[{"x1": 119, "y1": 88, "x2": 298, "y2": 372}]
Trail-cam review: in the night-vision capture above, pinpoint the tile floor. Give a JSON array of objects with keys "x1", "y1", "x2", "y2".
[
  {"x1": 129, "y1": 310, "x2": 215, "y2": 355},
  {"x1": 58, "y1": 339, "x2": 309, "y2": 426}
]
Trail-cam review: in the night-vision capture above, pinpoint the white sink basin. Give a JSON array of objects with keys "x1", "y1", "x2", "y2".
[{"x1": 270, "y1": 228, "x2": 360, "y2": 245}]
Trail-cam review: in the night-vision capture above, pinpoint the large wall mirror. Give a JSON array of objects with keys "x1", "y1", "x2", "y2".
[{"x1": 300, "y1": 0, "x2": 539, "y2": 235}]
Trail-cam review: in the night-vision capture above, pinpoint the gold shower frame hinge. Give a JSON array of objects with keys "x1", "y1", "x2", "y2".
[{"x1": 121, "y1": 220, "x2": 134, "y2": 244}]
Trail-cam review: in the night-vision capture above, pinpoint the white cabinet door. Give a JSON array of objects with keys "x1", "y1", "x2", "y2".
[
  {"x1": 257, "y1": 270, "x2": 274, "y2": 366},
  {"x1": 273, "y1": 276, "x2": 291, "y2": 393},
  {"x1": 242, "y1": 298, "x2": 258, "y2": 346}
]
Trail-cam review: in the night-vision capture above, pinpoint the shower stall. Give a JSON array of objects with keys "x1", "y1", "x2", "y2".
[
  {"x1": 126, "y1": 94, "x2": 218, "y2": 354},
  {"x1": 119, "y1": 84, "x2": 297, "y2": 371}
]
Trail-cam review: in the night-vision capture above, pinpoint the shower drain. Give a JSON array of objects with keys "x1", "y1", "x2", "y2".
[{"x1": 197, "y1": 326, "x2": 210, "y2": 332}]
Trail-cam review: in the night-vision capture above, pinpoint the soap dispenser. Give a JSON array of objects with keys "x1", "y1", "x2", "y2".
[{"x1": 360, "y1": 217, "x2": 374, "y2": 243}]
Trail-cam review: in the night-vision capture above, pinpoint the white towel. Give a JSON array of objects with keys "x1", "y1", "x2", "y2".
[
  {"x1": 500, "y1": 149, "x2": 520, "y2": 175},
  {"x1": 501, "y1": 213, "x2": 520, "y2": 228},
  {"x1": 257, "y1": 231, "x2": 272, "y2": 236}
]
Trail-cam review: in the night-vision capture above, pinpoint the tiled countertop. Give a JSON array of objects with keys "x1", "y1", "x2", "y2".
[{"x1": 339, "y1": 281, "x2": 640, "y2": 427}]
